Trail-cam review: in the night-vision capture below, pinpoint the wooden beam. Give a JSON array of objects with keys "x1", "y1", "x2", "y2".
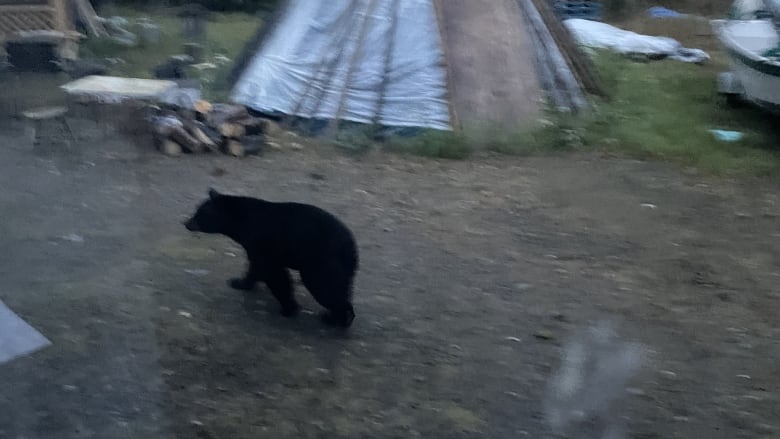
[
  {"x1": 50, "y1": 0, "x2": 69, "y2": 32},
  {"x1": 326, "y1": 0, "x2": 381, "y2": 137},
  {"x1": 286, "y1": 0, "x2": 359, "y2": 128},
  {"x1": 432, "y1": 0, "x2": 461, "y2": 130},
  {"x1": 371, "y1": 0, "x2": 400, "y2": 128}
]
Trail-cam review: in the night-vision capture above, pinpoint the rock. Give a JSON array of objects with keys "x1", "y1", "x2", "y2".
[
  {"x1": 552, "y1": 313, "x2": 567, "y2": 322},
  {"x1": 534, "y1": 330, "x2": 554, "y2": 340},
  {"x1": 184, "y1": 268, "x2": 209, "y2": 276},
  {"x1": 183, "y1": 42, "x2": 205, "y2": 62},
  {"x1": 626, "y1": 387, "x2": 645, "y2": 396},
  {"x1": 213, "y1": 54, "x2": 231, "y2": 65},
  {"x1": 153, "y1": 55, "x2": 193, "y2": 80},
  {"x1": 53, "y1": 58, "x2": 109, "y2": 79},
  {"x1": 61, "y1": 233, "x2": 84, "y2": 243},
  {"x1": 136, "y1": 19, "x2": 161, "y2": 45},
  {"x1": 191, "y1": 62, "x2": 217, "y2": 71}
]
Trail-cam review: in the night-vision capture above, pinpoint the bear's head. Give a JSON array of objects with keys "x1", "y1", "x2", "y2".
[{"x1": 184, "y1": 188, "x2": 230, "y2": 234}]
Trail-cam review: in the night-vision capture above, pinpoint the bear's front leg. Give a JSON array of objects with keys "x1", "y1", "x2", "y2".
[
  {"x1": 229, "y1": 260, "x2": 262, "y2": 291},
  {"x1": 264, "y1": 265, "x2": 299, "y2": 317}
]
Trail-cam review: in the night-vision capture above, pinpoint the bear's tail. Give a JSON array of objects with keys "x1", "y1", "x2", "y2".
[
  {"x1": 341, "y1": 303, "x2": 355, "y2": 328},
  {"x1": 341, "y1": 240, "x2": 359, "y2": 272}
]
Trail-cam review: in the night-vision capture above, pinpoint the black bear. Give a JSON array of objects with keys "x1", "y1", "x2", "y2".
[{"x1": 184, "y1": 188, "x2": 358, "y2": 328}]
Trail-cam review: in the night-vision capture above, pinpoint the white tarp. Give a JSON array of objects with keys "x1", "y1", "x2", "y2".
[
  {"x1": 0, "y1": 300, "x2": 50, "y2": 365},
  {"x1": 61, "y1": 76, "x2": 178, "y2": 103},
  {"x1": 231, "y1": 0, "x2": 451, "y2": 130},
  {"x1": 564, "y1": 18, "x2": 710, "y2": 63}
]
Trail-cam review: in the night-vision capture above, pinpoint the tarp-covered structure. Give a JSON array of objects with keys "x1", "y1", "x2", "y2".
[{"x1": 231, "y1": 0, "x2": 452, "y2": 130}]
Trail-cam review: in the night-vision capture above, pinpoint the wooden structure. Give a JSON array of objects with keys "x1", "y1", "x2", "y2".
[
  {"x1": 22, "y1": 105, "x2": 75, "y2": 146},
  {"x1": 0, "y1": 1, "x2": 104, "y2": 56},
  {"x1": 0, "y1": 0, "x2": 73, "y2": 41}
]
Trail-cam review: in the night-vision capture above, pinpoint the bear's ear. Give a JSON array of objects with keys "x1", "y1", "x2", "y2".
[{"x1": 208, "y1": 188, "x2": 221, "y2": 200}]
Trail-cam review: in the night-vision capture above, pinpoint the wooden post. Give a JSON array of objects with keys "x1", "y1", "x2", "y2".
[
  {"x1": 326, "y1": 0, "x2": 381, "y2": 138},
  {"x1": 51, "y1": 0, "x2": 69, "y2": 32},
  {"x1": 432, "y1": 0, "x2": 461, "y2": 130},
  {"x1": 371, "y1": 0, "x2": 400, "y2": 129},
  {"x1": 286, "y1": 0, "x2": 359, "y2": 129}
]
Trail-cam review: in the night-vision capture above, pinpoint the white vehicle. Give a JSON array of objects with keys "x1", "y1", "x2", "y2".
[{"x1": 714, "y1": 1, "x2": 780, "y2": 111}]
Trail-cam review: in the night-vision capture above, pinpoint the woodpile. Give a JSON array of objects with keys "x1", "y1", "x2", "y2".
[{"x1": 150, "y1": 100, "x2": 280, "y2": 157}]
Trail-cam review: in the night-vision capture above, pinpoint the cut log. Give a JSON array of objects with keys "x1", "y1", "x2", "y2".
[
  {"x1": 152, "y1": 115, "x2": 204, "y2": 153},
  {"x1": 159, "y1": 138, "x2": 183, "y2": 156},
  {"x1": 194, "y1": 99, "x2": 213, "y2": 115},
  {"x1": 262, "y1": 119, "x2": 282, "y2": 137},
  {"x1": 207, "y1": 104, "x2": 248, "y2": 128},
  {"x1": 172, "y1": 126, "x2": 204, "y2": 153},
  {"x1": 219, "y1": 122, "x2": 246, "y2": 139},
  {"x1": 184, "y1": 119, "x2": 219, "y2": 152},
  {"x1": 152, "y1": 115, "x2": 183, "y2": 137},
  {"x1": 176, "y1": 108, "x2": 197, "y2": 122},
  {"x1": 223, "y1": 139, "x2": 245, "y2": 157},
  {"x1": 235, "y1": 116, "x2": 280, "y2": 136}
]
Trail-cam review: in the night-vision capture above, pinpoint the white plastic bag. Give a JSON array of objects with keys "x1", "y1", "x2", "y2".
[{"x1": 564, "y1": 18, "x2": 710, "y2": 63}]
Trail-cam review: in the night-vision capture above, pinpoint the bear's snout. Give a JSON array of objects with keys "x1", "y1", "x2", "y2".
[{"x1": 184, "y1": 217, "x2": 200, "y2": 232}]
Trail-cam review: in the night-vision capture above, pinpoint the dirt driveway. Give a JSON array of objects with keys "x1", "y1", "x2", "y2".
[{"x1": 0, "y1": 114, "x2": 777, "y2": 439}]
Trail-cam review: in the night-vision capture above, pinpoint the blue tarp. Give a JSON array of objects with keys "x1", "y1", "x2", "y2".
[
  {"x1": 0, "y1": 300, "x2": 50, "y2": 365},
  {"x1": 647, "y1": 6, "x2": 684, "y2": 18},
  {"x1": 232, "y1": 0, "x2": 451, "y2": 130}
]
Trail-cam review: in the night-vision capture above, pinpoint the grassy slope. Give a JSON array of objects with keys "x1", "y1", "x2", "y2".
[
  {"x1": 78, "y1": 7, "x2": 779, "y2": 175},
  {"x1": 581, "y1": 50, "x2": 780, "y2": 175},
  {"x1": 469, "y1": 16, "x2": 780, "y2": 176},
  {"x1": 578, "y1": 15, "x2": 780, "y2": 175},
  {"x1": 81, "y1": 7, "x2": 260, "y2": 101}
]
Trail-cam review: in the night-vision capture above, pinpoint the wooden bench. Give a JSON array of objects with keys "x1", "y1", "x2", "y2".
[{"x1": 21, "y1": 106, "x2": 75, "y2": 146}]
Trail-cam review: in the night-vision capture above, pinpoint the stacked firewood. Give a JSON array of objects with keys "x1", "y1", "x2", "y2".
[{"x1": 150, "y1": 101, "x2": 281, "y2": 157}]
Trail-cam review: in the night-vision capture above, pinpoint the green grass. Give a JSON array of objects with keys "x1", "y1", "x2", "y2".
[
  {"x1": 448, "y1": 50, "x2": 780, "y2": 175},
  {"x1": 383, "y1": 51, "x2": 780, "y2": 173},
  {"x1": 579, "y1": 51, "x2": 780, "y2": 175},
  {"x1": 80, "y1": 7, "x2": 261, "y2": 101},
  {"x1": 385, "y1": 129, "x2": 473, "y2": 160},
  {"x1": 76, "y1": 8, "x2": 780, "y2": 174}
]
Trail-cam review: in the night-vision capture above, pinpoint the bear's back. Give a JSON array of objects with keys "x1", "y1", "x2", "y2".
[{"x1": 244, "y1": 200, "x2": 357, "y2": 272}]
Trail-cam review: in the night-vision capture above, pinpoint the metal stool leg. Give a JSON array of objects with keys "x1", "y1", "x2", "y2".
[
  {"x1": 61, "y1": 116, "x2": 76, "y2": 144},
  {"x1": 31, "y1": 120, "x2": 41, "y2": 146}
]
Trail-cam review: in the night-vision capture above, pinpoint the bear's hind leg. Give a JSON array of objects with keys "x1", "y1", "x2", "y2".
[
  {"x1": 300, "y1": 266, "x2": 355, "y2": 328},
  {"x1": 320, "y1": 302, "x2": 355, "y2": 328}
]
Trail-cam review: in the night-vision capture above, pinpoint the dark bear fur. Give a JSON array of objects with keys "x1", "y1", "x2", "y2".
[{"x1": 184, "y1": 188, "x2": 358, "y2": 328}]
